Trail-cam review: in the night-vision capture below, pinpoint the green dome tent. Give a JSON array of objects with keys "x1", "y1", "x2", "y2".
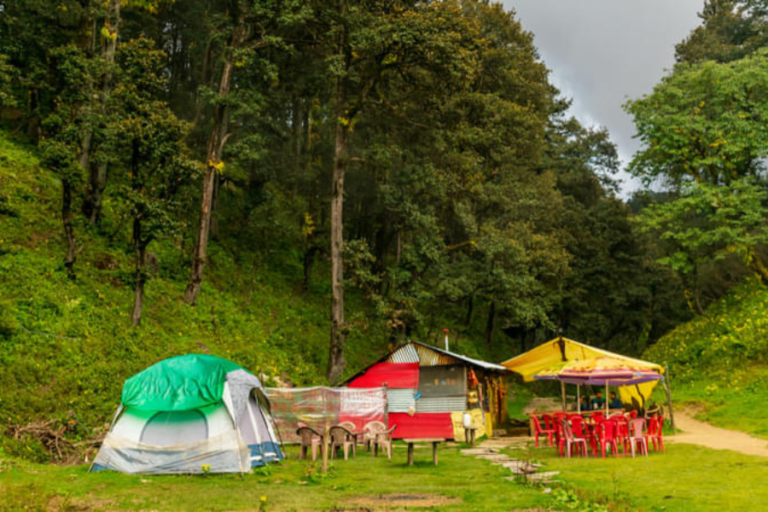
[{"x1": 92, "y1": 354, "x2": 283, "y2": 474}]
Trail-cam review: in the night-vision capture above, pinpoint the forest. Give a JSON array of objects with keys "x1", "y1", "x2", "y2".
[{"x1": 1, "y1": 0, "x2": 768, "y2": 389}]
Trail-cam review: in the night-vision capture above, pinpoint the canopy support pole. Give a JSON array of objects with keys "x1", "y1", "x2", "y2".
[
  {"x1": 577, "y1": 385, "x2": 581, "y2": 413},
  {"x1": 664, "y1": 365, "x2": 676, "y2": 435},
  {"x1": 605, "y1": 381, "x2": 609, "y2": 414},
  {"x1": 560, "y1": 381, "x2": 567, "y2": 411}
]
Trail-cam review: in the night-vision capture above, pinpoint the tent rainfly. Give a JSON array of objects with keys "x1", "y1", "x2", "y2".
[
  {"x1": 345, "y1": 340, "x2": 509, "y2": 440},
  {"x1": 92, "y1": 354, "x2": 283, "y2": 474},
  {"x1": 501, "y1": 337, "x2": 665, "y2": 409}
]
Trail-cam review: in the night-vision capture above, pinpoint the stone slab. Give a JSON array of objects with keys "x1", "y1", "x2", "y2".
[
  {"x1": 460, "y1": 448, "x2": 498, "y2": 455},
  {"x1": 474, "y1": 454, "x2": 513, "y2": 462}
]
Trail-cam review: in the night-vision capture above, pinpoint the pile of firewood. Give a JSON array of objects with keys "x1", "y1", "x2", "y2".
[
  {"x1": 6, "y1": 418, "x2": 71, "y2": 460},
  {"x1": 5, "y1": 419, "x2": 105, "y2": 464}
]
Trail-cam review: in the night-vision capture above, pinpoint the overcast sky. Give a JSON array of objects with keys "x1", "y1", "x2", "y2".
[{"x1": 504, "y1": 0, "x2": 705, "y2": 196}]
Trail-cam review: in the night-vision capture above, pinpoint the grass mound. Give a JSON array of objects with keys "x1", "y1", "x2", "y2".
[
  {"x1": 644, "y1": 277, "x2": 768, "y2": 436},
  {"x1": 0, "y1": 132, "x2": 388, "y2": 461}
]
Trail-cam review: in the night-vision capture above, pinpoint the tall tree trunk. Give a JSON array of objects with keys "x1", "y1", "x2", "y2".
[
  {"x1": 210, "y1": 172, "x2": 221, "y2": 237},
  {"x1": 327, "y1": 54, "x2": 349, "y2": 385},
  {"x1": 78, "y1": 131, "x2": 92, "y2": 171},
  {"x1": 62, "y1": 179, "x2": 77, "y2": 279},
  {"x1": 84, "y1": 162, "x2": 108, "y2": 224},
  {"x1": 292, "y1": 95, "x2": 303, "y2": 161},
  {"x1": 83, "y1": 0, "x2": 120, "y2": 224},
  {"x1": 130, "y1": 139, "x2": 145, "y2": 327},
  {"x1": 464, "y1": 296, "x2": 474, "y2": 327},
  {"x1": 27, "y1": 88, "x2": 39, "y2": 140},
  {"x1": 396, "y1": 229, "x2": 402, "y2": 264},
  {"x1": 184, "y1": 14, "x2": 245, "y2": 305},
  {"x1": 484, "y1": 301, "x2": 496, "y2": 346},
  {"x1": 131, "y1": 237, "x2": 147, "y2": 327}
]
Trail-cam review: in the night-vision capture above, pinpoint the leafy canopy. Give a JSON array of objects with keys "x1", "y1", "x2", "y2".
[
  {"x1": 625, "y1": 49, "x2": 768, "y2": 187},
  {"x1": 636, "y1": 178, "x2": 768, "y2": 279}
]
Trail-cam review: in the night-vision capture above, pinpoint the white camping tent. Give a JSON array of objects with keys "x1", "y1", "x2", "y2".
[{"x1": 92, "y1": 354, "x2": 283, "y2": 474}]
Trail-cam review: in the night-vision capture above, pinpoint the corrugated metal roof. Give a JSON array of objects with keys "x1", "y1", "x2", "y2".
[
  {"x1": 410, "y1": 340, "x2": 508, "y2": 372},
  {"x1": 342, "y1": 339, "x2": 508, "y2": 386},
  {"x1": 386, "y1": 344, "x2": 420, "y2": 364},
  {"x1": 413, "y1": 343, "x2": 459, "y2": 366},
  {"x1": 415, "y1": 396, "x2": 466, "y2": 413},
  {"x1": 387, "y1": 389, "x2": 416, "y2": 413}
]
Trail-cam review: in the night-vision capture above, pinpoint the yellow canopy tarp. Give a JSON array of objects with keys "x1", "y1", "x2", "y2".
[{"x1": 501, "y1": 337, "x2": 664, "y2": 407}]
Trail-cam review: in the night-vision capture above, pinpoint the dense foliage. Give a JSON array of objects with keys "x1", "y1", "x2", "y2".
[
  {"x1": 625, "y1": 0, "x2": 768, "y2": 315},
  {"x1": 0, "y1": 1, "x2": 687, "y2": 369}
]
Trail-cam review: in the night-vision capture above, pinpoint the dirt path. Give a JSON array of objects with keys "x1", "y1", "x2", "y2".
[{"x1": 668, "y1": 411, "x2": 768, "y2": 457}]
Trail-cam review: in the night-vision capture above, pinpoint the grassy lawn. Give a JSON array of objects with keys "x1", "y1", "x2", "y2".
[
  {"x1": 5, "y1": 431, "x2": 768, "y2": 511},
  {"x1": 506, "y1": 440, "x2": 768, "y2": 511},
  {"x1": 1, "y1": 444, "x2": 554, "y2": 511}
]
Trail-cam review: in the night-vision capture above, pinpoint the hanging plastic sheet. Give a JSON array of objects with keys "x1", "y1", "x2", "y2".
[{"x1": 266, "y1": 387, "x2": 387, "y2": 444}]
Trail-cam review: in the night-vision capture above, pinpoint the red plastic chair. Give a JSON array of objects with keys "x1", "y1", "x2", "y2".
[
  {"x1": 561, "y1": 420, "x2": 589, "y2": 457},
  {"x1": 591, "y1": 411, "x2": 605, "y2": 423},
  {"x1": 554, "y1": 418, "x2": 566, "y2": 456},
  {"x1": 584, "y1": 416, "x2": 602, "y2": 454},
  {"x1": 569, "y1": 416, "x2": 587, "y2": 437},
  {"x1": 628, "y1": 418, "x2": 649, "y2": 457},
  {"x1": 552, "y1": 412, "x2": 568, "y2": 454},
  {"x1": 595, "y1": 420, "x2": 619, "y2": 458},
  {"x1": 613, "y1": 415, "x2": 630, "y2": 453},
  {"x1": 530, "y1": 415, "x2": 555, "y2": 447},
  {"x1": 647, "y1": 416, "x2": 665, "y2": 453},
  {"x1": 570, "y1": 415, "x2": 596, "y2": 456}
]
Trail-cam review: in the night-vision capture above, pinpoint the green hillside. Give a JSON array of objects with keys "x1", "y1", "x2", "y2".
[
  {"x1": 645, "y1": 277, "x2": 768, "y2": 437},
  {"x1": 0, "y1": 133, "x2": 393, "y2": 461}
]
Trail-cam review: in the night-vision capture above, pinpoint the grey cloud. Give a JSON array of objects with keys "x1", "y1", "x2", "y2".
[{"x1": 504, "y1": 0, "x2": 704, "y2": 195}]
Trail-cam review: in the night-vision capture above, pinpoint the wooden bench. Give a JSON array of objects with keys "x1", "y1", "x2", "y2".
[{"x1": 402, "y1": 438, "x2": 445, "y2": 466}]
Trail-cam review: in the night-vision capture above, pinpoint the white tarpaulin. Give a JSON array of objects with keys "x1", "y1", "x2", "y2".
[{"x1": 93, "y1": 430, "x2": 250, "y2": 475}]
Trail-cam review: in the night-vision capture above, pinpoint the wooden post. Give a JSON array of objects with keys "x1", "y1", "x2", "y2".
[
  {"x1": 321, "y1": 416, "x2": 329, "y2": 473},
  {"x1": 321, "y1": 431, "x2": 329, "y2": 473},
  {"x1": 577, "y1": 385, "x2": 581, "y2": 413},
  {"x1": 560, "y1": 381, "x2": 567, "y2": 411},
  {"x1": 664, "y1": 365, "x2": 676, "y2": 435},
  {"x1": 407, "y1": 442, "x2": 414, "y2": 466},
  {"x1": 432, "y1": 442, "x2": 438, "y2": 466}
]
